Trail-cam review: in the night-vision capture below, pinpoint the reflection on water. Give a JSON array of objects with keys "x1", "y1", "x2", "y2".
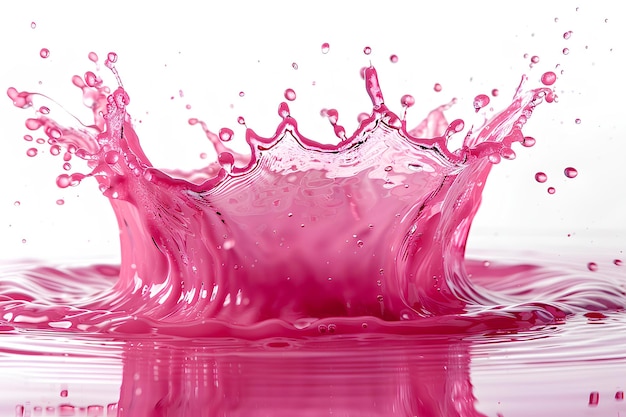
[{"x1": 3, "y1": 314, "x2": 626, "y2": 417}]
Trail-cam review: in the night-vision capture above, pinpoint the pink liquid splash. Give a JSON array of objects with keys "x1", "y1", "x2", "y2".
[
  {"x1": 2, "y1": 7, "x2": 625, "y2": 415},
  {"x1": 7, "y1": 61, "x2": 623, "y2": 339}
]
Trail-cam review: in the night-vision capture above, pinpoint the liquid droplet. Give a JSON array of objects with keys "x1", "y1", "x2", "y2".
[
  {"x1": 547, "y1": 186, "x2": 556, "y2": 194},
  {"x1": 363, "y1": 46, "x2": 372, "y2": 55},
  {"x1": 321, "y1": 43, "x2": 330, "y2": 54},
  {"x1": 39, "y1": 48, "x2": 50, "y2": 59},
  {"x1": 615, "y1": 391, "x2": 624, "y2": 401},
  {"x1": 88, "y1": 52, "x2": 98, "y2": 63},
  {"x1": 564, "y1": 167, "x2": 578, "y2": 178},
  {"x1": 587, "y1": 262, "x2": 598, "y2": 272},
  {"x1": 400, "y1": 94, "x2": 415, "y2": 108},
  {"x1": 563, "y1": 30, "x2": 573, "y2": 40},
  {"x1": 530, "y1": 55, "x2": 540, "y2": 64},
  {"x1": 30, "y1": 22, "x2": 36, "y2": 29},
  {"x1": 535, "y1": 172, "x2": 547, "y2": 183},
  {"x1": 56, "y1": 199, "x2": 65, "y2": 206},
  {"x1": 291, "y1": 62, "x2": 298, "y2": 70},
  {"x1": 473, "y1": 94, "x2": 490, "y2": 112},
  {"x1": 541, "y1": 71, "x2": 557, "y2": 86},
  {"x1": 614, "y1": 259, "x2": 623, "y2": 266},
  {"x1": 14, "y1": 201, "x2": 20, "y2": 207},
  {"x1": 589, "y1": 391, "x2": 600, "y2": 406},
  {"x1": 389, "y1": 54, "x2": 398, "y2": 63},
  {"x1": 575, "y1": 118, "x2": 581, "y2": 124},
  {"x1": 491, "y1": 89, "x2": 499, "y2": 97},
  {"x1": 433, "y1": 83, "x2": 442, "y2": 92},
  {"x1": 26, "y1": 148, "x2": 38, "y2": 157},
  {"x1": 284, "y1": 88, "x2": 296, "y2": 101},
  {"x1": 522, "y1": 136, "x2": 536, "y2": 147},
  {"x1": 219, "y1": 128, "x2": 234, "y2": 142},
  {"x1": 60, "y1": 389, "x2": 68, "y2": 397},
  {"x1": 562, "y1": 48, "x2": 570, "y2": 55}
]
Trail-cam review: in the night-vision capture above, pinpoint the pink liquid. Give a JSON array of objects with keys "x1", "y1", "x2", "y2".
[{"x1": 2, "y1": 14, "x2": 625, "y2": 415}]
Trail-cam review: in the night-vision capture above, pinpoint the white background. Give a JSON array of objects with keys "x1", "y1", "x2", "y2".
[{"x1": 0, "y1": 0, "x2": 624, "y2": 262}]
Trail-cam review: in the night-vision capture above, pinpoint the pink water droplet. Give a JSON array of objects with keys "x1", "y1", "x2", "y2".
[
  {"x1": 530, "y1": 55, "x2": 540, "y2": 64},
  {"x1": 50, "y1": 145, "x2": 61, "y2": 156},
  {"x1": 389, "y1": 54, "x2": 398, "y2": 63},
  {"x1": 534, "y1": 172, "x2": 547, "y2": 183},
  {"x1": 433, "y1": 83, "x2": 442, "y2": 92},
  {"x1": 400, "y1": 94, "x2": 415, "y2": 108},
  {"x1": 40, "y1": 48, "x2": 50, "y2": 59},
  {"x1": 23, "y1": 135, "x2": 33, "y2": 142},
  {"x1": 63, "y1": 162, "x2": 72, "y2": 171},
  {"x1": 60, "y1": 389, "x2": 68, "y2": 397},
  {"x1": 321, "y1": 43, "x2": 330, "y2": 54},
  {"x1": 36, "y1": 138, "x2": 45, "y2": 144},
  {"x1": 522, "y1": 136, "x2": 536, "y2": 147},
  {"x1": 284, "y1": 88, "x2": 296, "y2": 101},
  {"x1": 239, "y1": 91, "x2": 245, "y2": 97},
  {"x1": 575, "y1": 118, "x2": 581, "y2": 124},
  {"x1": 562, "y1": 48, "x2": 570, "y2": 55},
  {"x1": 84, "y1": 71, "x2": 97, "y2": 87},
  {"x1": 219, "y1": 128, "x2": 234, "y2": 142},
  {"x1": 107, "y1": 52, "x2": 118, "y2": 63},
  {"x1": 39, "y1": 106, "x2": 50, "y2": 114},
  {"x1": 547, "y1": 186, "x2": 556, "y2": 194},
  {"x1": 564, "y1": 167, "x2": 578, "y2": 178},
  {"x1": 26, "y1": 147, "x2": 38, "y2": 157},
  {"x1": 357, "y1": 112, "x2": 369, "y2": 123},
  {"x1": 363, "y1": 46, "x2": 372, "y2": 55},
  {"x1": 237, "y1": 116, "x2": 246, "y2": 125},
  {"x1": 291, "y1": 62, "x2": 298, "y2": 70},
  {"x1": 614, "y1": 259, "x2": 623, "y2": 266},
  {"x1": 104, "y1": 151, "x2": 119, "y2": 164},
  {"x1": 473, "y1": 94, "x2": 490, "y2": 112},
  {"x1": 616, "y1": 391, "x2": 624, "y2": 400},
  {"x1": 587, "y1": 262, "x2": 598, "y2": 272},
  {"x1": 589, "y1": 391, "x2": 600, "y2": 406},
  {"x1": 563, "y1": 30, "x2": 573, "y2": 40},
  {"x1": 21, "y1": 239, "x2": 27, "y2": 244},
  {"x1": 541, "y1": 71, "x2": 557, "y2": 86},
  {"x1": 14, "y1": 201, "x2": 20, "y2": 207},
  {"x1": 88, "y1": 52, "x2": 98, "y2": 62},
  {"x1": 491, "y1": 89, "x2": 499, "y2": 97},
  {"x1": 30, "y1": 22, "x2": 36, "y2": 29}
]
